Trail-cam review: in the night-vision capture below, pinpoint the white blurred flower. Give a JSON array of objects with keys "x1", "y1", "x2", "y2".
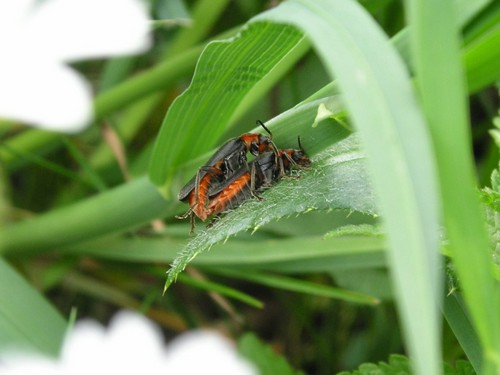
[
  {"x1": 0, "y1": 0, "x2": 151, "y2": 132},
  {"x1": 0, "y1": 310, "x2": 257, "y2": 375}
]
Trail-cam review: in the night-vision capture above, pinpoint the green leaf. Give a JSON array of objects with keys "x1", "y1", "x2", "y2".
[
  {"x1": 482, "y1": 188, "x2": 500, "y2": 261},
  {"x1": 239, "y1": 333, "x2": 305, "y2": 375},
  {"x1": 206, "y1": 267, "x2": 380, "y2": 305},
  {"x1": 176, "y1": 273, "x2": 263, "y2": 308},
  {"x1": 64, "y1": 232, "x2": 385, "y2": 274},
  {"x1": 462, "y1": 0, "x2": 500, "y2": 44},
  {"x1": 98, "y1": 56, "x2": 138, "y2": 93},
  {"x1": 0, "y1": 168, "x2": 7, "y2": 226},
  {"x1": 332, "y1": 268, "x2": 393, "y2": 301},
  {"x1": 483, "y1": 111, "x2": 500, "y2": 268},
  {"x1": 164, "y1": 134, "x2": 377, "y2": 290},
  {"x1": 0, "y1": 258, "x2": 67, "y2": 357},
  {"x1": 443, "y1": 293, "x2": 483, "y2": 373},
  {"x1": 258, "y1": 2, "x2": 442, "y2": 375},
  {"x1": 324, "y1": 224, "x2": 383, "y2": 239},
  {"x1": 156, "y1": 0, "x2": 190, "y2": 21},
  {"x1": 406, "y1": 0, "x2": 500, "y2": 372},
  {"x1": 0, "y1": 177, "x2": 171, "y2": 256},
  {"x1": 464, "y1": 22, "x2": 500, "y2": 93},
  {"x1": 337, "y1": 354, "x2": 412, "y2": 375},
  {"x1": 168, "y1": 0, "x2": 232, "y2": 54},
  {"x1": 337, "y1": 355, "x2": 476, "y2": 375},
  {"x1": 148, "y1": 21, "x2": 309, "y2": 195}
]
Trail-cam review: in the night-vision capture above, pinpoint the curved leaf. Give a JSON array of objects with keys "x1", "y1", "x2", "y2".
[
  {"x1": 407, "y1": 0, "x2": 500, "y2": 372},
  {"x1": 257, "y1": 1, "x2": 442, "y2": 375},
  {"x1": 148, "y1": 21, "x2": 309, "y2": 195},
  {"x1": 64, "y1": 231, "x2": 385, "y2": 273},
  {"x1": 165, "y1": 133, "x2": 376, "y2": 290}
]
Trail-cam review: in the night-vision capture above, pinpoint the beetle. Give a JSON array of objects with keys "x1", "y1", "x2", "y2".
[
  {"x1": 177, "y1": 120, "x2": 276, "y2": 202},
  {"x1": 177, "y1": 121, "x2": 278, "y2": 228},
  {"x1": 206, "y1": 138, "x2": 311, "y2": 218},
  {"x1": 271, "y1": 137, "x2": 311, "y2": 182},
  {"x1": 175, "y1": 155, "x2": 258, "y2": 231}
]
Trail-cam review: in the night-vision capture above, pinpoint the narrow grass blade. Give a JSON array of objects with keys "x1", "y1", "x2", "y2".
[
  {"x1": 0, "y1": 177, "x2": 171, "y2": 256},
  {"x1": 406, "y1": 0, "x2": 500, "y2": 372},
  {"x1": 64, "y1": 233, "x2": 385, "y2": 273},
  {"x1": 258, "y1": 1, "x2": 442, "y2": 375},
  {"x1": 0, "y1": 258, "x2": 67, "y2": 356},
  {"x1": 177, "y1": 274, "x2": 263, "y2": 309},
  {"x1": 444, "y1": 293, "x2": 483, "y2": 373},
  {"x1": 464, "y1": 24, "x2": 500, "y2": 93},
  {"x1": 206, "y1": 267, "x2": 380, "y2": 305}
]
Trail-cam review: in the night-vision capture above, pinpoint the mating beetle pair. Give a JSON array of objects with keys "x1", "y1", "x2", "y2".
[
  {"x1": 205, "y1": 145, "x2": 311, "y2": 218},
  {"x1": 177, "y1": 121, "x2": 310, "y2": 231}
]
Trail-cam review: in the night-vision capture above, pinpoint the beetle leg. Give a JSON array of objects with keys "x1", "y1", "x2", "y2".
[
  {"x1": 189, "y1": 213, "x2": 196, "y2": 235},
  {"x1": 250, "y1": 162, "x2": 264, "y2": 201},
  {"x1": 175, "y1": 209, "x2": 196, "y2": 234},
  {"x1": 175, "y1": 208, "x2": 193, "y2": 220},
  {"x1": 282, "y1": 152, "x2": 297, "y2": 177},
  {"x1": 270, "y1": 140, "x2": 280, "y2": 166},
  {"x1": 206, "y1": 214, "x2": 222, "y2": 229},
  {"x1": 278, "y1": 153, "x2": 287, "y2": 178}
]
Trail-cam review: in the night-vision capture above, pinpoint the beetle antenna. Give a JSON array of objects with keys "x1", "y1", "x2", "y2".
[
  {"x1": 256, "y1": 120, "x2": 272, "y2": 138},
  {"x1": 297, "y1": 136, "x2": 303, "y2": 150}
]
